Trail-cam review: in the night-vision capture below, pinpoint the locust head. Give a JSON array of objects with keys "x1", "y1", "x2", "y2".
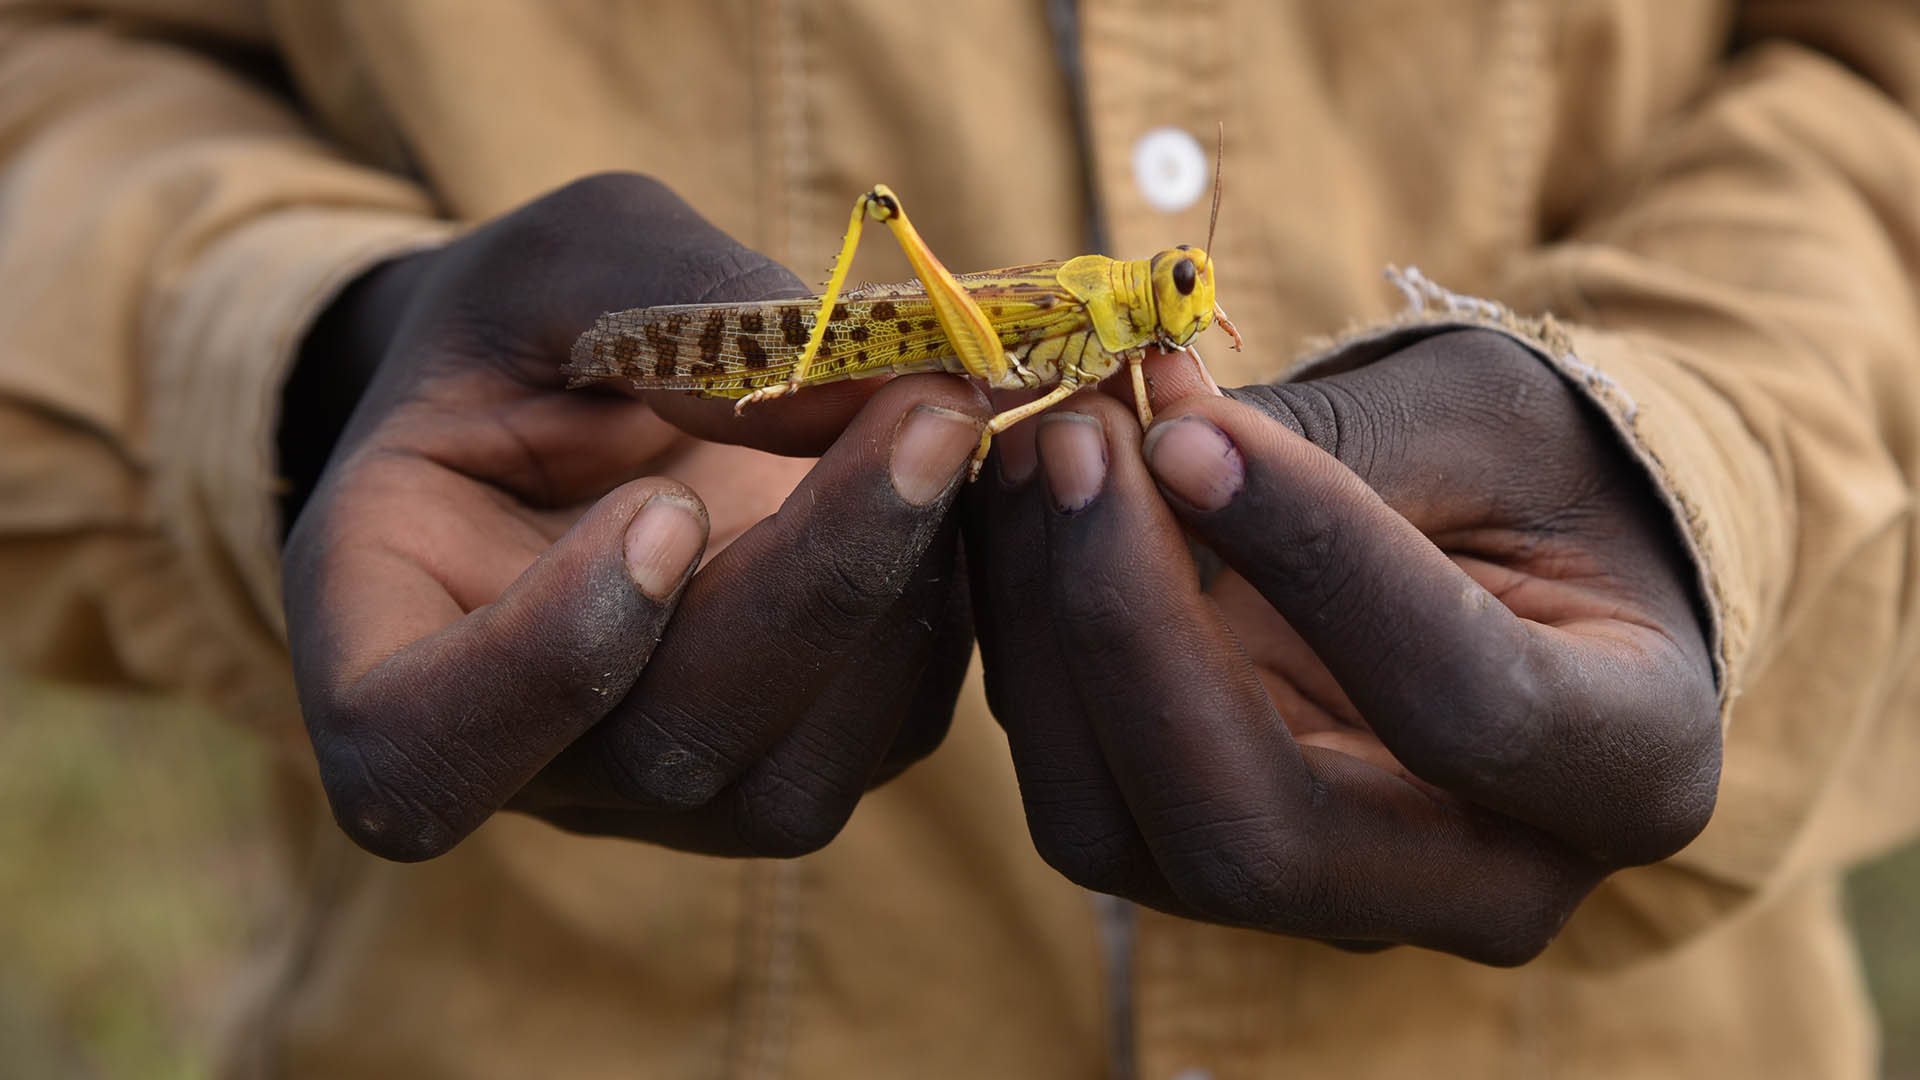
[
  {"x1": 1144, "y1": 127, "x2": 1242, "y2": 356},
  {"x1": 1149, "y1": 246, "x2": 1218, "y2": 349}
]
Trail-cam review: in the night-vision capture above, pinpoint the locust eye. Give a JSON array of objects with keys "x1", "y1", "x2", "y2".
[{"x1": 1172, "y1": 257, "x2": 1198, "y2": 295}]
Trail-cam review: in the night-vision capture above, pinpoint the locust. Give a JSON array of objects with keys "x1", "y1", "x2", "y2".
[{"x1": 567, "y1": 169, "x2": 1242, "y2": 478}]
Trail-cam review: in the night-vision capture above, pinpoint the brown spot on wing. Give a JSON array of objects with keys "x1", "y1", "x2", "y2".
[
  {"x1": 738, "y1": 311, "x2": 764, "y2": 333},
  {"x1": 698, "y1": 312, "x2": 726, "y2": 363},
  {"x1": 739, "y1": 336, "x2": 769, "y2": 368},
  {"x1": 644, "y1": 322, "x2": 680, "y2": 376},
  {"x1": 781, "y1": 307, "x2": 808, "y2": 346},
  {"x1": 871, "y1": 300, "x2": 898, "y2": 320},
  {"x1": 849, "y1": 324, "x2": 870, "y2": 342}
]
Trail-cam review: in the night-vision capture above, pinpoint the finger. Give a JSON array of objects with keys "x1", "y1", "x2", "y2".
[
  {"x1": 643, "y1": 381, "x2": 884, "y2": 457},
  {"x1": 285, "y1": 478, "x2": 710, "y2": 861},
  {"x1": 710, "y1": 513, "x2": 973, "y2": 855},
  {"x1": 961, "y1": 427, "x2": 1175, "y2": 907},
  {"x1": 558, "y1": 373, "x2": 989, "y2": 809},
  {"x1": 1140, "y1": 391, "x2": 1719, "y2": 864},
  {"x1": 1219, "y1": 330, "x2": 1574, "y2": 528},
  {"x1": 1223, "y1": 331, "x2": 1708, "y2": 635},
  {"x1": 412, "y1": 172, "x2": 880, "y2": 455},
  {"x1": 868, "y1": 552, "x2": 976, "y2": 785},
  {"x1": 533, "y1": 520, "x2": 976, "y2": 856},
  {"x1": 1034, "y1": 393, "x2": 1602, "y2": 961}
]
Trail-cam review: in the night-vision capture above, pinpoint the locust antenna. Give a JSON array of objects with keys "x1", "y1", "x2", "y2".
[{"x1": 1205, "y1": 122, "x2": 1224, "y2": 257}]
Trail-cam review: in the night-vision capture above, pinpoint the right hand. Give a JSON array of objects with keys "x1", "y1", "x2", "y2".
[
  {"x1": 280, "y1": 174, "x2": 989, "y2": 862},
  {"x1": 963, "y1": 335, "x2": 1719, "y2": 962}
]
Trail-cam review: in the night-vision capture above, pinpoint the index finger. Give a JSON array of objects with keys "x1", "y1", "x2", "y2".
[{"x1": 640, "y1": 379, "x2": 884, "y2": 457}]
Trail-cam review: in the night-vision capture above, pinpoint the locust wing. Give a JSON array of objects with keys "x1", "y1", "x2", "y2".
[{"x1": 567, "y1": 264, "x2": 1089, "y2": 399}]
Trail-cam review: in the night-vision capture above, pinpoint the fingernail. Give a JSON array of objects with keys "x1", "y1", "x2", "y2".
[
  {"x1": 1144, "y1": 416, "x2": 1244, "y2": 511},
  {"x1": 625, "y1": 494, "x2": 707, "y2": 600},
  {"x1": 891, "y1": 404, "x2": 983, "y2": 505},
  {"x1": 996, "y1": 418, "x2": 1038, "y2": 486},
  {"x1": 1038, "y1": 412, "x2": 1107, "y2": 513}
]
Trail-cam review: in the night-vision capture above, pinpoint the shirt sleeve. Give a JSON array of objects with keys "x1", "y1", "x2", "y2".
[
  {"x1": 1300, "y1": 0, "x2": 1920, "y2": 966},
  {"x1": 0, "y1": 8, "x2": 454, "y2": 724}
]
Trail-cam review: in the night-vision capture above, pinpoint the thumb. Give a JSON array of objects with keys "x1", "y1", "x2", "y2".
[{"x1": 288, "y1": 477, "x2": 710, "y2": 861}]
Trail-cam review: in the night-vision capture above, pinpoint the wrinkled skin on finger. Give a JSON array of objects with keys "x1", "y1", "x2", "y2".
[
  {"x1": 964, "y1": 330, "x2": 1720, "y2": 964},
  {"x1": 282, "y1": 173, "x2": 985, "y2": 861}
]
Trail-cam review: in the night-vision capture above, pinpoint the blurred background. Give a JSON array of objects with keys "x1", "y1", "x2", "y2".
[{"x1": 3, "y1": 672, "x2": 1917, "y2": 1078}]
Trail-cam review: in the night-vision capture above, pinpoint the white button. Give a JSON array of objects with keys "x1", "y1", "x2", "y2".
[{"x1": 1130, "y1": 127, "x2": 1211, "y2": 213}]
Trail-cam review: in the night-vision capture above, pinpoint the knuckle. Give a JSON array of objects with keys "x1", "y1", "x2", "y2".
[
  {"x1": 1608, "y1": 718, "x2": 1723, "y2": 866},
  {"x1": 733, "y1": 771, "x2": 858, "y2": 858},
  {"x1": 1390, "y1": 641, "x2": 1550, "y2": 788},
  {"x1": 1232, "y1": 379, "x2": 1380, "y2": 476},
  {"x1": 315, "y1": 733, "x2": 465, "y2": 862},
  {"x1": 1050, "y1": 570, "x2": 1141, "y2": 642},
  {"x1": 873, "y1": 709, "x2": 955, "y2": 781},
  {"x1": 1459, "y1": 875, "x2": 1586, "y2": 967},
  {"x1": 685, "y1": 249, "x2": 807, "y2": 305},
  {"x1": 1465, "y1": 924, "x2": 1558, "y2": 968},
  {"x1": 548, "y1": 170, "x2": 672, "y2": 217},
  {"x1": 598, "y1": 725, "x2": 730, "y2": 810},
  {"x1": 1160, "y1": 820, "x2": 1309, "y2": 926},
  {"x1": 1224, "y1": 383, "x2": 1312, "y2": 439},
  {"x1": 1026, "y1": 810, "x2": 1149, "y2": 894},
  {"x1": 1417, "y1": 328, "x2": 1538, "y2": 371},
  {"x1": 488, "y1": 172, "x2": 666, "y2": 259}
]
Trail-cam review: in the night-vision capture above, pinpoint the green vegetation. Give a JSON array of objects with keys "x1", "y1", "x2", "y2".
[{"x1": 0, "y1": 679, "x2": 272, "y2": 1079}]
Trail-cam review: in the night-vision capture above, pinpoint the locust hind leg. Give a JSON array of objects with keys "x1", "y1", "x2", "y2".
[
  {"x1": 739, "y1": 183, "x2": 1015, "y2": 415},
  {"x1": 861, "y1": 185, "x2": 1014, "y2": 388}
]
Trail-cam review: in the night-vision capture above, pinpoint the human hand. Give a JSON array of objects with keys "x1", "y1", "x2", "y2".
[
  {"x1": 964, "y1": 329, "x2": 1720, "y2": 963},
  {"x1": 281, "y1": 174, "x2": 987, "y2": 862}
]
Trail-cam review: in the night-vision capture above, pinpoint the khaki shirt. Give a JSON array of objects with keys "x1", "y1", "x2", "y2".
[{"x1": 4, "y1": 1, "x2": 1919, "y2": 1076}]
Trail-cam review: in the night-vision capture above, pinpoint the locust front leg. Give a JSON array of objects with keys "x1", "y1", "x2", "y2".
[{"x1": 1128, "y1": 353, "x2": 1154, "y2": 429}]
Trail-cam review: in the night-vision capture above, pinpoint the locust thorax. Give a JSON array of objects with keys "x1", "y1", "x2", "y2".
[{"x1": 1148, "y1": 246, "x2": 1217, "y2": 349}]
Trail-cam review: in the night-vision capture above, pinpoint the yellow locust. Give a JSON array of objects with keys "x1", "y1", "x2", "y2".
[{"x1": 567, "y1": 177, "x2": 1241, "y2": 478}]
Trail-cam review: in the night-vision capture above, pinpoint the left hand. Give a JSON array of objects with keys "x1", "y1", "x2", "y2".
[
  {"x1": 962, "y1": 329, "x2": 1721, "y2": 964},
  {"x1": 280, "y1": 174, "x2": 983, "y2": 862}
]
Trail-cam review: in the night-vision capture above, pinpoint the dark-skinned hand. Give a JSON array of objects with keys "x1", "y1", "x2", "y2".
[
  {"x1": 280, "y1": 173, "x2": 989, "y2": 862},
  {"x1": 964, "y1": 329, "x2": 1722, "y2": 964}
]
